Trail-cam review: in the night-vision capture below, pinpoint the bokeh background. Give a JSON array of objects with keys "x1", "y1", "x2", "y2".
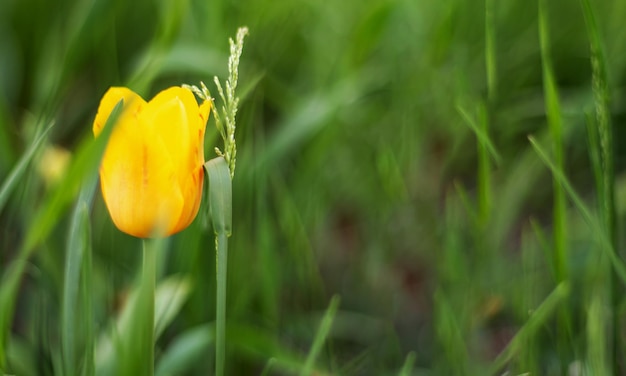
[{"x1": 2, "y1": 0, "x2": 626, "y2": 374}]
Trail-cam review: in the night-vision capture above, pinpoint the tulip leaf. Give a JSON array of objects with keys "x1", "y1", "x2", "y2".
[
  {"x1": 205, "y1": 156, "x2": 232, "y2": 236},
  {"x1": 154, "y1": 276, "x2": 192, "y2": 339},
  {"x1": 155, "y1": 324, "x2": 214, "y2": 376},
  {"x1": 62, "y1": 176, "x2": 97, "y2": 376}
]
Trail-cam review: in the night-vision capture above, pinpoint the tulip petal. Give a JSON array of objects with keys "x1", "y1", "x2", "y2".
[
  {"x1": 141, "y1": 87, "x2": 195, "y2": 166},
  {"x1": 100, "y1": 114, "x2": 184, "y2": 237},
  {"x1": 93, "y1": 87, "x2": 145, "y2": 136},
  {"x1": 140, "y1": 87, "x2": 210, "y2": 233},
  {"x1": 173, "y1": 99, "x2": 211, "y2": 231}
]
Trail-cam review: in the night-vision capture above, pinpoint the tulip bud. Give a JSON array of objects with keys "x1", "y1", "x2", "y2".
[{"x1": 93, "y1": 86, "x2": 211, "y2": 237}]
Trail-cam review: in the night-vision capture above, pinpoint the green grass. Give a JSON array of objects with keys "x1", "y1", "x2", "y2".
[{"x1": 2, "y1": 0, "x2": 626, "y2": 374}]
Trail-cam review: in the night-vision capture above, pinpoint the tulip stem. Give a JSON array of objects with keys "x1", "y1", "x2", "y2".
[
  {"x1": 216, "y1": 231, "x2": 228, "y2": 376},
  {"x1": 141, "y1": 240, "x2": 156, "y2": 376}
]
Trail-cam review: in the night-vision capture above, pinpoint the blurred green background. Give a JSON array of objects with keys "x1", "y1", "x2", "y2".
[{"x1": 2, "y1": 0, "x2": 626, "y2": 374}]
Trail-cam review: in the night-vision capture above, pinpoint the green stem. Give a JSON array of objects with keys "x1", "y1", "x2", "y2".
[
  {"x1": 538, "y1": 1, "x2": 570, "y2": 370},
  {"x1": 142, "y1": 240, "x2": 156, "y2": 376},
  {"x1": 481, "y1": 0, "x2": 496, "y2": 227},
  {"x1": 477, "y1": 104, "x2": 491, "y2": 228},
  {"x1": 83, "y1": 223, "x2": 94, "y2": 376},
  {"x1": 215, "y1": 232, "x2": 228, "y2": 376}
]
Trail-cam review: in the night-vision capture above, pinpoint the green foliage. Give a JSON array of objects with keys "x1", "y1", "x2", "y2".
[{"x1": 2, "y1": 0, "x2": 626, "y2": 374}]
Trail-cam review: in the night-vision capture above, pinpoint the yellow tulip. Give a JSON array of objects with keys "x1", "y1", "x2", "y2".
[{"x1": 93, "y1": 86, "x2": 211, "y2": 238}]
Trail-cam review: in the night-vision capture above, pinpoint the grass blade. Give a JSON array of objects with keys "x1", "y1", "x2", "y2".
[
  {"x1": 300, "y1": 295, "x2": 340, "y2": 376},
  {"x1": 539, "y1": 0, "x2": 567, "y2": 289},
  {"x1": 205, "y1": 156, "x2": 233, "y2": 376},
  {"x1": 538, "y1": 1, "x2": 571, "y2": 367},
  {"x1": 62, "y1": 176, "x2": 97, "y2": 376},
  {"x1": 456, "y1": 105, "x2": 501, "y2": 165},
  {"x1": 480, "y1": 0, "x2": 496, "y2": 229},
  {"x1": 485, "y1": 0, "x2": 497, "y2": 102},
  {"x1": 81, "y1": 206, "x2": 94, "y2": 376},
  {"x1": 529, "y1": 136, "x2": 626, "y2": 283},
  {"x1": 489, "y1": 282, "x2": 569, "y2": 374},
  {"x1": 0, "y1": 123, "x2": 53, "y2": 214},
  {"x1": 580, "y1": 0, "x2": 617, "y2": 371},
  {"x1": 398, "y1": 351, "x2": 416, "y2": 376}
]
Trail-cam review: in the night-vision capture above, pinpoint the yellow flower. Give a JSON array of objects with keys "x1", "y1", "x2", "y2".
[{"x1": 93, "y1": 86, "x2": 211, "y2": 238}]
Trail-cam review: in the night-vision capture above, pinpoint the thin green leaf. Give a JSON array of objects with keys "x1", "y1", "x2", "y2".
[
  {"x1": 62, "y1": 164, "x2": 98, "y2": 376},
  {"x1": 62, "y1": 178, "x2": 96, "y2": 376},
  {"x1": 585, "y1": 112, "x2": 604, "y2": 206},
  {"x1": 456, "y1": 105, "x2": 502, "y2": 165},
  {"x1": 485, "y1": 0, "x2": 497, "y2": 102},
  {"x1": 489, "y1": 282, "x2": 569, "y2": 374},
  {"x1": 205, "y1": 155, "x2": 233, "y2": 376},
  {"x1": 81, "y1": 206, "x2": 94, "y2": 376},
  {"x1": 434, "y1": 289, "x2": 469, "y2": 374},
  {"x1": 539, "y1": 0, "x2": 567, "y2": 284},
  {"x1": 259, "y1": 358, "x2": 277, "y2": 376},
  {"x1": 398, "y1": 351, "x2": 416, "y2": 376},
  {"x1": 300, "y1": 295, "x2": 340, "y2": 376},
  {"x1": 227, "y1": 323, "x2": 309, "y2": 373},
  {"x1": 530, "y1": 218, "x2": 556, "y2": 281},
  {"x1": 0, "y1": 123, "x2": 53, "y2": 214},
  {"x1": 154, "y1": 276, "x2": 192, "y2": 339},
  {"x1": 529, "y1": 136, "x2": 626, "y2": 284},
  {"x1": 580, "y1": 0, "x2": 616, "y2": 371},
  {"x1": 0, "y1": 101, "x2": 122, "y2": 369},
  {"x1": 205, "y1": 156, "x2": 232, "y2": 236},
  {"x1": 155, "y1": 324, "x2": 214, "y2": 376}
]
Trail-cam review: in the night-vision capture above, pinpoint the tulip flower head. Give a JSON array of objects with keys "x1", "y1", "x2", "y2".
[{"x1": 93, "y1": 86, "x2": 211, "y2": 238}]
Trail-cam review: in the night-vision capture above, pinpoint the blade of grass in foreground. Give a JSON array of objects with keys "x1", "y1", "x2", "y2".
[
  {"x1": 0, "y1": 101, "x2": 121, "y2": 371},
  {"x1": 0, "y1": 123, "x2": 53, "y2": 215},
  {"x1": 62, "y1": 175, "x2": 97, "y2": 376},
  {"x1": 300, "y1": 295, "x2": 340, "y2": 376}
]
